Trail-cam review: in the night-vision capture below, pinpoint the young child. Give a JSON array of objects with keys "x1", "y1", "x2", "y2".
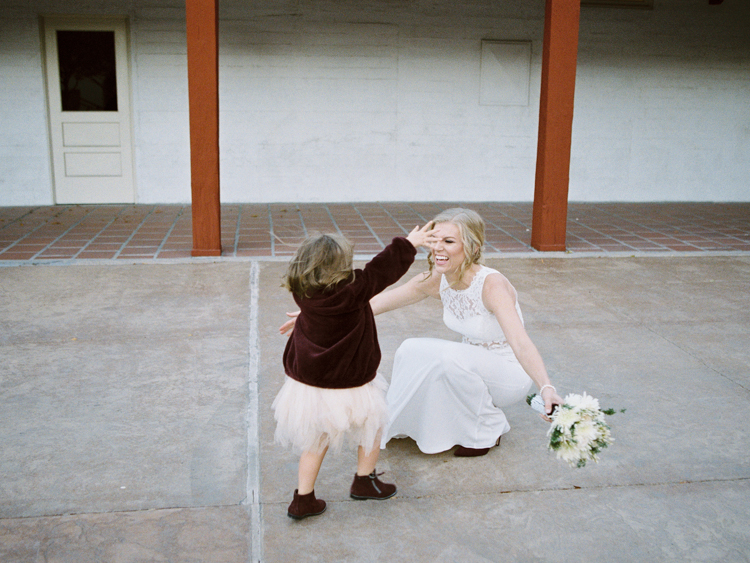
[{"x1": 273, "y1": 224, "x2": 433, "y2": 519}]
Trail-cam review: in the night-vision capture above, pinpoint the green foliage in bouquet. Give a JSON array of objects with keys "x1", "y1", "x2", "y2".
[{"x1": 528, "y1": 392, "x2": 619, "y2": 468}]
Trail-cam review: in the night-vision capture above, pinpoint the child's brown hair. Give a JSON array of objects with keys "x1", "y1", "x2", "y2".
[{"x1": 284, "y1": 233, "x2": 354, "y2": 297}]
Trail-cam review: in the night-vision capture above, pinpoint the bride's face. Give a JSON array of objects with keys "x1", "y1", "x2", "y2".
[{"x1": 431, "y1": 222, "x2": 465, "y2": 277}]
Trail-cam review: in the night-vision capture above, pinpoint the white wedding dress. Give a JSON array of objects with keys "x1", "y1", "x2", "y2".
[{"x1": 382, "y1": 266, "x2": 532, "y2": 453}]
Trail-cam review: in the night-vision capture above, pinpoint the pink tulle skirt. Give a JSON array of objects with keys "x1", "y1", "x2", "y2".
[{"x1": 272, "y1": 373, "x2": 389, "y2": 455}]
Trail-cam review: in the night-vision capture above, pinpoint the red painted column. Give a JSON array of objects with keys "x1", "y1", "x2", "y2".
[
  {"x1": 531, "y1": 0, "x2": 581, "y2": 251},
  {"x1": 186, "y1": 0, "x2": 221, "y2": 257}
]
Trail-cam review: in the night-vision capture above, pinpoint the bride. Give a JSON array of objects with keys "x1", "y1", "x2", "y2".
[{"x1": 370, "y1": 208, "x2": 563, "y2": 456}]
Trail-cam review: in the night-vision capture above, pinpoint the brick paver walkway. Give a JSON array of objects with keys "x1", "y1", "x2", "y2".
[{"x1": 1, "y1": 202, "x2": 749, "y2": 261}]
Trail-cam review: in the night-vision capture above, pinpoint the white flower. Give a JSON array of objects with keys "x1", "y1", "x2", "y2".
[
  {"x1": 574, "y1": 420, "x2": 598, "y2": 444},
  {"x1": 564, "y1": 393, "x2": 583, "y2": 407},
  {"x1": 550, "y1": 407, "x2": 578, "y2": 431},
  {"x1": 575, "y1": 392, "x2": 600, "y2": 412},
  {"x1": 557, "y1": 442, "x2": 583, "y2": 465}
]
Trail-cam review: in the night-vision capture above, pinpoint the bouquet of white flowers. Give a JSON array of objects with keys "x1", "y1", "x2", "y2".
[{"x1": 526, "y1": 392, "x2": 615, "y2": 468}]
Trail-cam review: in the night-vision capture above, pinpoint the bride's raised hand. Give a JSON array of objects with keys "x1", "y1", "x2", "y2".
[
  {"x1": 406, "y1": 222, "x2": 436, "y2": 249},
  {"x1": 279, "y1": 311, "x2": 300, "y2": 336}
]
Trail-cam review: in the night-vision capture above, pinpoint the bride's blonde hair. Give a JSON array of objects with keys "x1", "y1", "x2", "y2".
[{"x1": 426, "y1": 208, "x2": 485, "y2": 283}]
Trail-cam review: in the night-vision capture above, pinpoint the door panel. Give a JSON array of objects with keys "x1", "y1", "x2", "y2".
[
  {"x1": 44, "y1": 17, "x2": 135, "y2": 204},
  {"x1": 64, "y1": 152, "x2": 122, "y2": 176},
  {"x1": 63, "y1": 123, "x2": 121, "y2": 147}
]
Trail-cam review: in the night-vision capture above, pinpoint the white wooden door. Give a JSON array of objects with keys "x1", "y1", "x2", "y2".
[{"x1": 44, "y1": 17, "x2": 135, "y2": 204}]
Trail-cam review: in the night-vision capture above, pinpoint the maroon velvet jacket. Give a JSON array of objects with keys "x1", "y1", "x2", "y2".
[{"x1": 283, "y1": 237, "x2": 416, "y2": 389}]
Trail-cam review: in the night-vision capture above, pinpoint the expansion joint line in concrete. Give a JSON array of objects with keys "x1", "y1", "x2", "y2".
[
  {"x1": 0, "y1": 503, "x2": 245, "y2": 521},
  {"x1": 308, "y1": 475, "x2": 750, "y2": 504},
  {"x1": 245, "y1": 260, "x2": 263, "y2": 563}
]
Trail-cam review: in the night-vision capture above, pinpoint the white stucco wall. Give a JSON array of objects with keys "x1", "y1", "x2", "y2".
[
  {"x1": 219, "y1": 2, "x2": 547, "y2": 203},
  {"x1": 572, "y1": 4, "x2": 750, "y2": 201},
  {"x1": 0, "y1": 0, "x2": 748, "y2": 205},
  {"x1": 0, "y1": 6, "x2": 56, "y2": 205},
  {"x1": 130, "y1": 2, "x2": 191, "y2": 203}
]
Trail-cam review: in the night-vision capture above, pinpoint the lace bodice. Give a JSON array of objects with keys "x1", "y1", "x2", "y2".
[{"x1": 440, "y1": 266, "x2": 523, "y2": 351}]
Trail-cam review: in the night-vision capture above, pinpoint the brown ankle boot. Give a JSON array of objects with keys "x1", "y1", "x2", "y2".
[
  {"x1": 287, "y1": 489, "x2": 327, "y2": 520},
  {"x1": 350, "y1": 471, "x2": 397, "y2": 500}
]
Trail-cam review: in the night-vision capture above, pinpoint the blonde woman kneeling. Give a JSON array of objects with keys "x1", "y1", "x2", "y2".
[{"x1": 372, "y1": 208, "x2": 563, "y2": 457}]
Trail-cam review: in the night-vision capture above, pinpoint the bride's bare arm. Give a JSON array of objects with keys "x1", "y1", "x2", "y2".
[
  {"x1": 369, "y1": 270, "x2": 439, "y2": 315},
  {"x1": 482, "y1": 274, "x2": 563, "y2": 414},
  {"x1": 280, "y1": 270, "x2": 440, "y2": 335}
]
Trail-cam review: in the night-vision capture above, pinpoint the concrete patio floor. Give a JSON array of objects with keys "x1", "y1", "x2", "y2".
[{"x1": 1, "y1": 253, "x2": 749, "y2": 562}]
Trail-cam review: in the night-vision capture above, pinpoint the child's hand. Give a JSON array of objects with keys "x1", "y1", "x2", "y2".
[
  {"x1": 406, "y1": 222, "x2": 436, "y2": 249},
  {"x1": 279, "y1": 311, "x2": 300, "y2": 336}
]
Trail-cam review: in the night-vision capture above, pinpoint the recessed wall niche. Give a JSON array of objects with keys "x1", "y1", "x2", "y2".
[{"x1": 479, "y1": 40, "x2": 532, "y2": 107}]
